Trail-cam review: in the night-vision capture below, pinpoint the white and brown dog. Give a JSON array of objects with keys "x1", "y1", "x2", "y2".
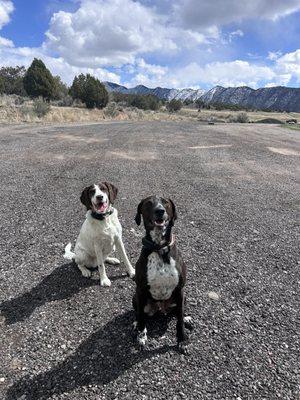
[{"x1": 64, "y1": 182, "x2": 135, "y2": 287}]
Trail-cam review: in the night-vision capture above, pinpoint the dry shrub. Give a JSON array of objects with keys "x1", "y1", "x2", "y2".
[
  {"x1": 229, "y1": 112, "x2": 249, "y2": 123},
  {"x1": 33, "y1": 97, "x2": 51, "y2": 118},
  {"x1": 104, "y1": 102, "x2": 119, "y2": 118}
]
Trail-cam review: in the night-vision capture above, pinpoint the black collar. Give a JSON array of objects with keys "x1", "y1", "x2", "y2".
[
  {"x1": 142, "y1": 234, "x2": 175, "y2": 256},
  {"x1": 91, "y1": 208, "x2": 114, "y2": 221}
]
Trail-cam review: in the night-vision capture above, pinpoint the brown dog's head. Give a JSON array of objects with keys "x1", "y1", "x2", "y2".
[
  {"x1": 80, "y1": 182, "x2": 118, "y2": 214},
  {"x1": 135, "y1": 195, "x2": 177, "y2": 231}
]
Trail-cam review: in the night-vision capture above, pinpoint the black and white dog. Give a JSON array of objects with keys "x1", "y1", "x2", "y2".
[
  {"x1": 133, "y1": 196, "x2": 192, "y2": 353},
  {"x1": 64, "y1": 182, "x2": 135, "y2": 286}
]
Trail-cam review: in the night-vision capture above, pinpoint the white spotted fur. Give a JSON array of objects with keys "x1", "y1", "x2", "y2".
[
  {"x1": 147, "y1": 253, "x2": 179, "y2": 300},
  {"x1": 64, "y1": 207, "x2": 135, "y2": 286}
]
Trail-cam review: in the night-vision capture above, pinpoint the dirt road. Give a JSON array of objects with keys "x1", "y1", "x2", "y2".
[{"x1": 0, "y1": 121, "x2": 299, "y2": 399}]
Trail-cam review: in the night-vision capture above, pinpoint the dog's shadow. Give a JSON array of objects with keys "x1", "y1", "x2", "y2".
[
  {"x1": 0, "y1": 263, "x2": 124, "y2": 325},
  {"x1": 6, "y1": 311, "x2": 173, "y2": 400}
]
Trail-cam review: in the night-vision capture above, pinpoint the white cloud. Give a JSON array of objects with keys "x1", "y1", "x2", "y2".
[
  {"x1": 0, "y1": 35, "x2": 13, "y2": 47},
  {"x1": 0, "y1": 0, "x2": 13, "y2": 29},
  {"x1": 0, "y1": 41, "x2": 120, "y2": 84},
  {"x1": 0, "y1": 0, "x2": 299, "y2": 90},
  {"x1": 44, "y1": 0, "x2": 221, "y2": 70},
  {"x1": 175, "y1": 0, "x2": 300, "y2": 29},
  {"x1": 126, "y1": 59, "x2": 293, "y2": 89},
  {"x1": 275, "y1": 49, "x2": 300, "y2": 82},
  {"x1": 268, "y1": 51, "x2": 283, "y2": 61},
  {"x1": 45, "y1": 0, "x2": 178, "y2": 68},
  {"x1": 229, "y1": 29, "x2": 244, "y2": 41}
]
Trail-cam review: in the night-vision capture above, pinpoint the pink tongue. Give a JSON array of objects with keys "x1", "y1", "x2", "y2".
[{"x1": 98, "y1": 203, "x2": 107, "y2": 212}]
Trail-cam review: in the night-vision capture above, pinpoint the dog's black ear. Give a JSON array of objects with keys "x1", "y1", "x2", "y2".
[
  {"x1": 103, "y1": 182, "x2": 118, "y2": 204},
  {"x1": 135, "y1": 199, "x2": 144, "y2": 226},
  {"x1": 168, "y1": 198, "x2": 177, "y2": 222},
  {"x1": 80, "y1": 186, "x2": 92, "y2": 209}
]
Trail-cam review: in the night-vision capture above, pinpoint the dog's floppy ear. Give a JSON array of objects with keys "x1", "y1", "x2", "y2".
[
  {"x1": 80, "y1": 186, "x2": 92, "y2": 209},
  {"x1": 135, "y1": 199, "x2": 144, "y2": 226},
  {"x1": 168, "y1": 198, "x2": 177, "y2": 222},
  {"x1": 103, "y1": 181, "x2": 118, "y2": 204}
]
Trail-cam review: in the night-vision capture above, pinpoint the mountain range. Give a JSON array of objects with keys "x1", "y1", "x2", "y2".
[{"x1": 104, "y1": 82, "x2": 300, "y2": 112}]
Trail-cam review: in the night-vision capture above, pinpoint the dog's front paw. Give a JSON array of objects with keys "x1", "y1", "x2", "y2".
[
  {"x1": 100, "y1": 277, "x2": 111, "y2": 287},
  {"x1": 137, "y1": 328, "x2": 147, "y2": 349},
  {"x1": 183, "y1": 316, "x2": 193, "y2": 331},
  {"x1": 106, "y1": 257, "x2": 120, "y2": 265},
  {"x1": 127, "y1": 268, "x2": 135, "y2": 280},
  {"x1": 178, "y1": 339, "x2": 190, "y2": 355},
  {"x1": 81, "y1": 269, "x2": 92, "y2": 278}
]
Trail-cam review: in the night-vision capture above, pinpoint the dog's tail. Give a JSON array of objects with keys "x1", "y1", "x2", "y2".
[{"x1": 63, "y1": 242, "x2": 75, "y2": 260}]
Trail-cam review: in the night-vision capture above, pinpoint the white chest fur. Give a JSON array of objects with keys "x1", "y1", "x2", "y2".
[{"x1": 147, "y1": 252, "x2": 179, "y2": 300}]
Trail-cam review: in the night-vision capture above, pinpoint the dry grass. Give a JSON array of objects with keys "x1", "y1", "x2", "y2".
[
  {"x1": 0, "y1": 95, "x2": 299, "y2": 125},
  {"x1": 178, "y1": 107, "x2": 300, "y2": 123}
]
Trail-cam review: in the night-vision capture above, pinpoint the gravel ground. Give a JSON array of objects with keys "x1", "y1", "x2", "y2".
[{"x1": 0, "y1": 121, "x2": 299, "y2": 400}]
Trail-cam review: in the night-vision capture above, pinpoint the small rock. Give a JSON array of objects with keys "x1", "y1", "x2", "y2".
[
  {"x1": 0, "y1": 377, "x2": 5, "y2": 383},
  {"x1": 208, "y1": 291, "x2": 220, "y2": 300}
]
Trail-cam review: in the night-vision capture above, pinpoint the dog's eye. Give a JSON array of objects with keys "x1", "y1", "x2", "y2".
[{"x1": 89, "y1": 189, "x2": 96, "y2": 196}]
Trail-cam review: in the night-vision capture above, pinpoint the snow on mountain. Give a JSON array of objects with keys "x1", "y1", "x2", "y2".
[{"x1": 104, "y1": 82, "x2": 300, "y2": 112}]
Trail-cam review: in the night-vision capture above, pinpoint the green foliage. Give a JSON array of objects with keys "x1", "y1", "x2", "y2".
[
  {"x1": 195, "y1": 98, "x2": 205, "y2": 110},
  {"x1": 69, "y1": 74, "x2": 108, "y2": 109},
  {"x1": 23, "y1": 59, "x2": 55, "y2": 100},
  {"x1": 83, "y1": 75, "x2": 108, "y2": 109},
  {"x1": 33, "y1": 97, "x2": 51, "y2": 117},
  {"x1": 69, "y1": 74, "x2": 86, "y2": 100},
  {"x1": 0, "y1": 66, "x2": 26, "y2": 96},
  {"x1": 53, "y1": 76, "x2": 68, "y2": 100},
  {"x1": 111, "y1": 92, "x2": 160, "y2": 110},
  {"x1": 166, "y1": 99, "x2": 182, "y2": 112}
]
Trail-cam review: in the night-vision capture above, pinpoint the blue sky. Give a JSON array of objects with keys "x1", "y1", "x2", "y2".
[{"x1": 0, "y1": 0, "x2": 300, "y2": 89}]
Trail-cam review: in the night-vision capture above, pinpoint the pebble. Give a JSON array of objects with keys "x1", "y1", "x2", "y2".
[
  {"x1": 208, "y1": 291, "x2": 220, "y2": 300},
  {"x1": 0, "y1": 377, "x2": 5, "y2": 383}
]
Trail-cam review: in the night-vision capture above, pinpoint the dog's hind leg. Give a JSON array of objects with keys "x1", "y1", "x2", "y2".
[
  {"x1": 78, "y1": 264, "x2": 92, "y2": 278},
  {"x1": 105, "y1": 256, "x2": 120, "y2": 265}
]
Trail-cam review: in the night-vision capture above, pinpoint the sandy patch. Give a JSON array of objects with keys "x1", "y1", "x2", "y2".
[
  {"x1": 267, "y1": 147, "x2": 300, "y2": 156},
  {"x1": 188, "y1": 144, "x2": 232, "y2": 149},
  {"x1": 55, "y1": 133, "x2": 108, "y2": 144},
  {"x1": 106, "y1": 150, "x2": 156, "y2": 161}
]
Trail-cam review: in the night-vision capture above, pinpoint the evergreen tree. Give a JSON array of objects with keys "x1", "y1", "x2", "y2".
[
  {"x1": 69, "y1": 74, "x2": 108, "y2": 109},
  {"x1": 0, "y1": 66, "x2": 26, "y2": 96},
  {"x1": 166, "y1": 99, "x2": 182, "y2": 112},
  {"x1": 69, "y1": 74, "x2": 86, "y2": 100},
  {"x1": 23, "y1": 59, "x2": 55, "y2": 100}
]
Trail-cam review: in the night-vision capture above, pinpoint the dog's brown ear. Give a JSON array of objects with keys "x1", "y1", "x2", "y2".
[
  {"x1": 135, "y1": 199, "x2": 144, "y2": 226},
  {"x1": 103, "y1": 181, "x2": 118, "y2": 204},
  {"x1": 168, "y1": 198, "x2": 177, "y2": 222},
  {"x1": 80, "y1": 186, "x2": 92, "y2": 209}
]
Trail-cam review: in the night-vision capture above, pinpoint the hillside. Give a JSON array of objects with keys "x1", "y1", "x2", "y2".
[{"x1": 104, "y1": 82, "x2": 300, "y2": 112}]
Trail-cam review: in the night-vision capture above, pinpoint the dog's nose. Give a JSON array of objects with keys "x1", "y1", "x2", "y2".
[
  {"x1": 155, "y1": 206, "x2": 165, "y2": 217},
  {"x1": 96, "y1": 195, "x2": 104, "y2": 201}
]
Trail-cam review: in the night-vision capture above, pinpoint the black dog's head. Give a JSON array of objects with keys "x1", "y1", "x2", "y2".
[
  {"x1": 80, "y1": 182, "x2": 118, "y2": 214},
  {"x1": 135, "y1": 196, "x2": 177, "y2": 232}
]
